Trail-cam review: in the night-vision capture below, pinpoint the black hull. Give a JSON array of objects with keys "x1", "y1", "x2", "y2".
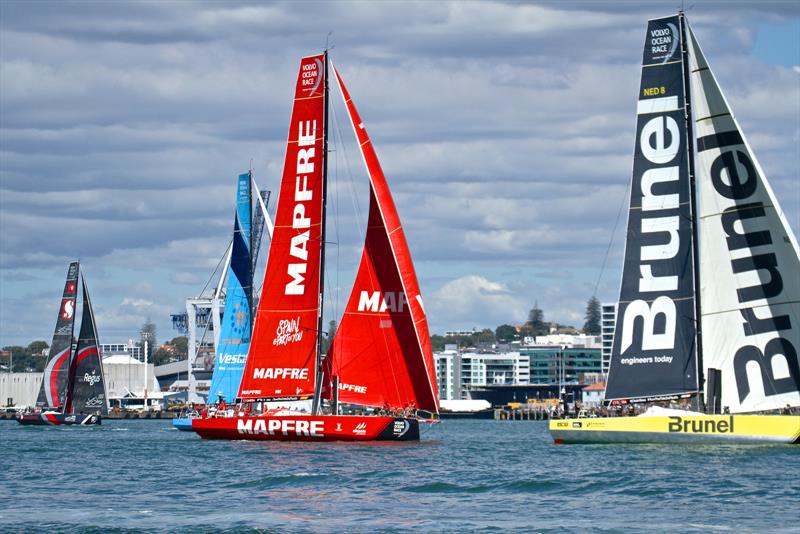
[{"x1": 17, "y1": 413, "x2": 101, "y2": 426}]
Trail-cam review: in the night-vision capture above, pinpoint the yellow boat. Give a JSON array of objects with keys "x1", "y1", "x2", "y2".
[
  {"x1": 549, "y1": 13, "x2": 800, "y2": 445},
  {"x1": 550, "y1": 413, "x2": 800, "y2": 445}
]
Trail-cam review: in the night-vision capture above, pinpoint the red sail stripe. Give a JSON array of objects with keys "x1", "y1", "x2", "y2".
[
  {"x1": 323, "y1": 65, "x2": 439, "y2": 412},
  {"x1": 48, "y1": 348, "x2": 70, "y2": 408},
  {"x1": 238, "y1": 54, "x2": 326, "y2": 400}
]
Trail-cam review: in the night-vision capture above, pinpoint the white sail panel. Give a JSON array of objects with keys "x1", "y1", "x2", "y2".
[{"x1": 687, "y1": 24, "x2": 800, "y2": 413}]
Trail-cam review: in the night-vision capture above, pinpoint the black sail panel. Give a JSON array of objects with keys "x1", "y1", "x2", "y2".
[
  {"x1": 36, "y1": 262, "x2": 80, "y2": 408},
  {"x1": 605, "y1": 15, "x2": 699, "y2": 403},
  {"x1": 66, "y1": 274, "x2": 108, "y2": 414}
]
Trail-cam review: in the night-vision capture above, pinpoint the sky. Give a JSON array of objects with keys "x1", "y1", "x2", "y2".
[{"x1": 1, "y1": 0, "x2": 798, "y2": 347}]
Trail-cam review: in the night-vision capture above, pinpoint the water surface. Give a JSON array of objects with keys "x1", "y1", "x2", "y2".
[{"x1": 1, "y1": 419, "x2": 797, "y2": 533}]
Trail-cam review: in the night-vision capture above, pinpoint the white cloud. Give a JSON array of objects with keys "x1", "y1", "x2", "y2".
[{"x1": 428, "y1": 275, "x2": 528, "y2": 330}]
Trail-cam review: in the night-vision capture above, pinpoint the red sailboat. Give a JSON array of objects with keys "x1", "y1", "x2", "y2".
[{"x1": 192, "y1": 52, "x2": 439, "y2": 442}]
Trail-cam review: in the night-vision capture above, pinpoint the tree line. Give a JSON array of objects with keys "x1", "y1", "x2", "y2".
[
  {"x1": 430, "y1": 296, "x2": 602, "y2": 351},
  {"x1": 2, "y1": 299, "x2": 604, "y2": 368}
]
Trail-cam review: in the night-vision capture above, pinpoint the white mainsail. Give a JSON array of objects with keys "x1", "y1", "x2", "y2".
[{"x1": 687, "y1": 23, "x2": 800, "y2": 414}]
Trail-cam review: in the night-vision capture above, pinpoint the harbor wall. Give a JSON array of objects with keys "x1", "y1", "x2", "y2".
[{"x1": 0, "y1": 373, "x2": 42, "y2": 407}]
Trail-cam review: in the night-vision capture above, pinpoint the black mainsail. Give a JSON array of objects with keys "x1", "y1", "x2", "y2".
[
  {"x1": 65, "y1": 274, "x2": 108, "y2": 415},
  {"x1": 36, "y1": 261, "x2": 80, "y2": 409},
  {"x1": 605, "y1": 15, "x2": 699, "y2": 403}
]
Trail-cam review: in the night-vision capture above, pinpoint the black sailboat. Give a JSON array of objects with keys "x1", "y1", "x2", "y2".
[{"x1": 18, "y1": 263, "x2": 108, "y2": 426}]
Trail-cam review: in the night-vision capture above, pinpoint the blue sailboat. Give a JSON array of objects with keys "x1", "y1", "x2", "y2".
[{"x1": 174, "y1": 173, "x2": 254, "y2": 431}]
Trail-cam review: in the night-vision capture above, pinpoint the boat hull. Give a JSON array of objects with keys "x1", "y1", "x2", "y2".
[
  {"x1": 192, "y1": 415, "x2": 420, "y2": 442},
  {"x1": 172, "y1": 417, "x2": 195, "y2": 431},
  {"x1": 550, "y1": 414, "x2": 800, "y2": 444},
  {"x1": 16, "y1": 413, "x2": 101, "y2": 426}
]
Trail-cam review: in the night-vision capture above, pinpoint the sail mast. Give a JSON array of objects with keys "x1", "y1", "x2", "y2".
[
  {"x1": 312, "y1": 50, "x2": 329, "y2": 416},
  {"x1": 679, "y1": 11, "x2": 705, "y2": 411}
]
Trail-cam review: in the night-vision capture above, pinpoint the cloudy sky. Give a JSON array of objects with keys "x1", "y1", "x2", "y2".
[{"x1": 1, "y1": 0, "x2": 798, "y2": 347}]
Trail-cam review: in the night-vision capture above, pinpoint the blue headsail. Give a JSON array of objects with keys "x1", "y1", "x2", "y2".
[{"x1": 209, "y1": 173, "x2": 253, "y2": 404}]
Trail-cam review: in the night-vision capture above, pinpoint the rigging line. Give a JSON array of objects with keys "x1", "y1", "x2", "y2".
[
  {"x1": 330, "y1": 89, "x2": 366, "y2": 248},
  {"x1": 592, "y1": 178, "x2": 631, "y2": 298},
  {"x1": 199, "y1": 238, "x2": 233, "y2": 297}
]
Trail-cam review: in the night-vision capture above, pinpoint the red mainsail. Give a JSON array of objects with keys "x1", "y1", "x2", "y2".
[
  {"x1": 323, "y1": 65, "x2": 439, "y2": 413},
  {"x1": 238, "y1": 54, "x2": 326, "y2": 400}
]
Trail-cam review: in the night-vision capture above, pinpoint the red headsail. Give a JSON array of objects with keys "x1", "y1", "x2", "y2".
[
  {"x1": 238, "y1": 54, "x2": 326, "y2": 400},
  {"x1": 323, "y1": 65, "x2": 439, "y2": 413}
]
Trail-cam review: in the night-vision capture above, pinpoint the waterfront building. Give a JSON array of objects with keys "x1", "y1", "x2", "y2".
[
  {"x1": 0, "y1": 372, "x2": 43, "y2": 407},
  {"x1": 435, "y1": 350, "x2": 530, "y2": 400},
  {"x1": 1, "y1": 352, "x2": 159, "y2": 410},
  {"x1": 444, "y1": 328, "x2": 478, "y2": 337},
  {"x1": 601, "y1": 302, "x2": 617, "y2": 376},
  {"x1": 467, "y1": 384, "x2": 586, "y2": 407},
  {"x1": 521, "y1": 345, "x2": 602, "y2": 385},
  {"x1": 581, "y1": 381, "x2": 606, "y2": 408},
  {"x1": 100, "y1": 340, "x2": 144, "y2": 362}
]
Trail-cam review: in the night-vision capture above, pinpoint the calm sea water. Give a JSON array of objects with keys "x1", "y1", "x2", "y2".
[{"x1": 1, "y1": 419, "x2": 797, "y2": 533}]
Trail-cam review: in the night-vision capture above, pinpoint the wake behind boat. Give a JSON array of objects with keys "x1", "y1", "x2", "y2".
[
  {"x1": 17, "y1": 262, "x2": 109, "y2": 427},
  {"x1": 550, "y1": 12, "x2": 800, "y2": 445},
  {"x1": 192, "y1": 51, "x2": 439, "y2": 442}
]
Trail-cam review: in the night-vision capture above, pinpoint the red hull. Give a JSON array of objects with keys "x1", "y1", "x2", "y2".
[{"x1": 192, "y1": 415, "x2": 419, "y2": 442}]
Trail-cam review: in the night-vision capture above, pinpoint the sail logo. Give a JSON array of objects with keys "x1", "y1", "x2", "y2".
[
  {"x1": 219, "y1": 354, "x2": 247, "y2": 365},
  {"x1": 237, "y1": 418, "x2": 323, "y2": 437},
  {"x1": 83, "y1": 372, "x2": 101, "y2": 386},
  {"x1": 357, "y1": 291, "x2": 408, "y2": 313},
  {"x1": 61, "y1": 299, "x2": 75, "y2": 320},
  {"x1": 301, "y1": 59, "x2": 322, "y2": 95},
  {"x1": 65, "y1": 282, "x2": 76, "y2": 294},
  {"x1": 285, "y1": 119, "x2": 318, "y2": 296},
  {"x1": 700, "y1": 133, "x2": 800, "y2": 404},
  {"x1": 620, "y1": 110, "x2": 684, "y2": 355},
  {"x1": 273, "y1": 317, "x2": 303, "y2": 346},
  {"x1": 339, "y1": 382, "x2": 367, "y2": 394},
  {"x1": 252, "y1": 367, "x2": 309, "y2": 380},
  {"x1": 650, "y1": 23, "x2": 679, "y2": 63},
  {"x1": 667, "y1": 416, "x2": 734, "y2": 434},
  {"x1": 229, "y1": 302, "x2": 247, "y2": 337}
]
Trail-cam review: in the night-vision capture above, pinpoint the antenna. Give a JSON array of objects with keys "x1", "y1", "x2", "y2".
[{"x1": 325, "y1": 31, "x2": 334, "y2": 52}]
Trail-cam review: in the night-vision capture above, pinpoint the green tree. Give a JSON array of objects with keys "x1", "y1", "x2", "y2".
[
  {"x1": 583, "y1": 296, "x2": 601, "y2": 335},
  {"x1": 430, "y1": 335, "x2": 446, "y2": 352},
  {"x1": 525, "y1": 302, "x2": 549, "y2": 336},
  {"x1": 27, "y1": 340, "x2": 49, "y2": 355},
  {"x1": 150, "y1": 348, "x2": 173, "y2": 366},
  {"x1": 495, "y1": 324, "x2": 518, "y2": 342},
  {"x1": 167, "y1": 336, "x2": 188, "y2": 358}
]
